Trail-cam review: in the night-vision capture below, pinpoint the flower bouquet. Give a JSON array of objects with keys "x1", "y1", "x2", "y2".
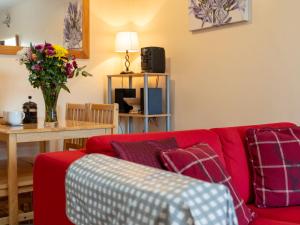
[{"x1": 17, "y1": 43, "x2": 91, "y2": 126}]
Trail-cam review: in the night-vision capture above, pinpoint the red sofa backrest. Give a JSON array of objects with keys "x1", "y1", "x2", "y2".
[
  {"x1": 211, "y1": 122, "x2": 296, "y2": 203},
  {"x1": 86, "y1": 129, "x2": 227, "y2": 165}
]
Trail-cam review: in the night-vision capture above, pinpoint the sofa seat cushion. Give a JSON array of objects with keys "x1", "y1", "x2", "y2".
[
  {"x1": 160, "y1": 143, "x2": 254, "y2": 225},
  {"x1": 246, "y1": 127, "x2": 300, "y2": 207},
  {"x1": 111, "y1": 138, "x2": 178, "y2": 169},
  {"x1": 211, "y1": 122, "x2": 296, "y2": 202},
  {"x1": 86, "y1": 129, "x2": 227, "y2": 166},
  {"x1": 250, "y1": 217, "x2": 299, "y2": 225},
  {"x1": 248, "y1": 204, "x2": 300, "y2": 224}
]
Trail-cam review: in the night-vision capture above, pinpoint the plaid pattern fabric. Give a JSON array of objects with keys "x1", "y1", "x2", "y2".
[
  {"x1": 246, "y1": 127, "x2": 300, "y2": 208},
  {"x1": 160, "y1": 143, "x2": 254, "y2": 225}
]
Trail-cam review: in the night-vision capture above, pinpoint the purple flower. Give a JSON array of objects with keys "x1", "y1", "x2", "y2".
[
  {"x1": 46, "y1": 49, "x2": 55, "y2": 56},
  {"x1": 65, "y1": 63, "x2": 74, "y2": 78},
  {"x1": 44, "y1": 43, "x2": 53, "y2": 49},
  {"x1": 35, "y1": 44, "x2": 44, "y2": 52},
  {"x1": 72, "y1": 60, "x2": 78, "y2": 69},
  {"x1": 31, "y1": 64, "x2": 43, "y2": 72}
]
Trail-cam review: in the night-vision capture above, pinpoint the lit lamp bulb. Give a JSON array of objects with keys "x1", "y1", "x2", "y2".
[{"x1": 115, "y1": 32, "x2": 139, "y2": 74}]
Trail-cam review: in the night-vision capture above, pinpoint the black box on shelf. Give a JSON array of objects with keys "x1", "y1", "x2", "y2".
[
  {"x1": 140, "y1": 88, "x2": 162, "y2": 115},
  {"x1": 141, "y1": 47, "x2": 165, "y2": 73},
  {"x1": 115, "y1": 88, "x2": 136, "y2": 113}
]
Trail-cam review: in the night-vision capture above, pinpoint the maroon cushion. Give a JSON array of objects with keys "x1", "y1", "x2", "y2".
[
  {"x1": 246, "y1": 127, "x2": 300, "y2": 208},
  {"x1": 160, "y1": 143, "x2": 254, "y2": 225},
  {"x1": 111, "y1": 138, "x2": 178, "y2": 169}
]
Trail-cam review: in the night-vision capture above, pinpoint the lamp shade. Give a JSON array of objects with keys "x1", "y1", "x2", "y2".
[{"x1": 115, "y1": 32, "x2": 139, "y2": 53}]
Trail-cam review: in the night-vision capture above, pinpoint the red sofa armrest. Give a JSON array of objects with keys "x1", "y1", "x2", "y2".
[{"x1": 33, "y1": 150, "x2": 86, "y2": 225}]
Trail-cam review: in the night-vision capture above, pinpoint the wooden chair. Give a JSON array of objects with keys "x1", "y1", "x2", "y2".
[
  {"x1": 64, "y1": 103, "x2": 88, "y2": 150},
  {"x1": 65, "y1": 103, "x2": 87, "y2": 121},
  {"x1": 87, "y1": 103, "x2": 119, "y2": 134},
  {"x1": 64, "y1": 103, "x2": 119, "y2": 150}
]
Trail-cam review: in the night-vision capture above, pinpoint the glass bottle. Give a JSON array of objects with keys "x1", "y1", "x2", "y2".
[{"x1": 23, "y1": 96, "x2": 37, "y2": 124}]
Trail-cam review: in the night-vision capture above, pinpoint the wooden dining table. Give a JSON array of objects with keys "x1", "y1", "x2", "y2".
[{"x1": 0, "y1": 119, "x2": 114, "y2": 225}]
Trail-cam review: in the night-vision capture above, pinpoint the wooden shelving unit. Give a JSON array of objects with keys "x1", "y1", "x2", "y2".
[
  {"x1": 107, "y1": 73, "x2": 171, "y2": 133},
  {"x1": 107, "y1": 73, "x2": 169, "y2": 78},
  {"x1": 119, "y1": 113, "x2": 171, "y2": 118}
]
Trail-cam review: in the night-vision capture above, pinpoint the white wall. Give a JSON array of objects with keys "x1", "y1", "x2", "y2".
[{"x1": 130, "y1": 0, "x2": 300, "y2": 129}]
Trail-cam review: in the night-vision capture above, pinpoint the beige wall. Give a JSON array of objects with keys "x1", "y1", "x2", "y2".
[
  {"x1": 0, "y1": 0, "x2": 299, "y2": 158},
  {"x1": 131, "y1": 0, "x2": 300, "y2": 129},
  {"x1": 0, "y1": 0, "x2": 131, "y2": 158}
]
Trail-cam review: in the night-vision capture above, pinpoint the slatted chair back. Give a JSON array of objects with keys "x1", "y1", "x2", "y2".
[
  {"x1": 87, "y1": 103, "x2": 119, "y2": 134},
  {"x1": 65, "y1": 103, "x2": 87, "y2": 121},
  {"x1": 64, "y1": 103, "x2": 88, "y2": 150}
]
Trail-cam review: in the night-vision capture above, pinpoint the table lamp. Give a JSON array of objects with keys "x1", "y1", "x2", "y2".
[{"x1": 115, "y1": 32, "x2": 139, "y2": 74}]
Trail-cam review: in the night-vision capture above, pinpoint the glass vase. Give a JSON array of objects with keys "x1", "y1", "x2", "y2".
[{"x1": 41, "y1": 86, "x2": 60, "y2": 127}]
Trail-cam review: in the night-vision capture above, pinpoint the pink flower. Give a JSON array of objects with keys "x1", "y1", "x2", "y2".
[
  {"x1": 65, "y1": 63, "x2": 74, "y2": 78},
  {"x1": 31, "y1": 64, "x2": 43, "y2": 72},
  {"x1": 46, "y1": 49, "x2": 55, "y2": 56},
  {"x1": 35, "y1": 44, "x2": 44, "y2": 52},
  {"x1": 72, "y1": 60, "x2": 78, "y2": 69}
]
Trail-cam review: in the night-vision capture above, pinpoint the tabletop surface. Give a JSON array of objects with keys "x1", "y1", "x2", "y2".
[{"x1": 0, "y1": 119, "x2": 114, "y2": 134}]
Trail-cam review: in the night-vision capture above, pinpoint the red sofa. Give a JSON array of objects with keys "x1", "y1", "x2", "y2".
[{"x1": 33, "y1": 122, "x2": 300, "y2": 225}]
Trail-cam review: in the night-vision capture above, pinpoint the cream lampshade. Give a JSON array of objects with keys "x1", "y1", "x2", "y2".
[{"x1": 115, "y1": 32, "x2": 139, "y2": 74}]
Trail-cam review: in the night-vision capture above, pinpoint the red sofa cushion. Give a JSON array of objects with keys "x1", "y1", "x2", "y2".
[
  {"x1": 211, "y1": 122, "x2": 296, "y2": 202},
  {"x1": 248, "y1": 204, "x2": 300, "y2": 224},
  {"x1": 86, "y1": 129, "x2": 227, "y2": 166},
  {"x1": 160, "y1": 143, "x2": 254, "y2": 225},
  {"x1": 246, "y1": 127, "x2": 300, "y2": 207},
  {"x1": 111, "y1": 138, "x2": 178, "y2": 168},
  {"x1": 249, "y1": 217, "x2": 298, "y2": 225}
]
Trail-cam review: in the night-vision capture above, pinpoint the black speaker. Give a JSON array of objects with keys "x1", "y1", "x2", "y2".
[
  {"x1": 141, "y1": 47, "x2": 165, "y2": 73},
  {"x1": 140, "y1": 88, "x2": 162, "y2": 115},
  {"x1": 115, "y1": 88, "x2": 136, "y2": 113}
]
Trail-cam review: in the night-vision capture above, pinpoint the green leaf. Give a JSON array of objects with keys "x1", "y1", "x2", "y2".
[
  {"x1": 82, "y1": 71, "x2": 92, "y2": 77},
  {"x1": 61, "y1": 84, "x2": 70, "y2": 93}
]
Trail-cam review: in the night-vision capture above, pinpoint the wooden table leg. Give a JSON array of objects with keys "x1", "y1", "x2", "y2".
[
  {"x1": 39, "y1": 141, "x2": 47, "y2": 153},
  {"x1": 7, "y1": 134, "x2": 18, "y2": 225}
]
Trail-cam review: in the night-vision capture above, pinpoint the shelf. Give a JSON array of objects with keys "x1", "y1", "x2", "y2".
[
  {"x1": 119, "y1": 113, "x2": 171, "y2": 118},
  {"x1": 107, "y1": 73, "x2": 169, "y2": 78},
  {"x1": 0, "y1": 211, "x2": 33, "y2": 225},
  {"x1": 0, "y1": 159, "x2": 33, "y2": 197}
]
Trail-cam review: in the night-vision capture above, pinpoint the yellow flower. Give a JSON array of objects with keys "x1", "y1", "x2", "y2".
[{"x1": 53, "y1": 45, "x2": 68, "y2": 58}]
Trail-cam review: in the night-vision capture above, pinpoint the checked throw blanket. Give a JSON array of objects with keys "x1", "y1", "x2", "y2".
[{"x1": 66, "y1": 154, "x2": 238, "y2": 225}]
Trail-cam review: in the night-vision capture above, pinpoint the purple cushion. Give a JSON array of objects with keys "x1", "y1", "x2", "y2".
[{"x1": 111, "y1": 138, "x2": 178, "y2": 169}]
